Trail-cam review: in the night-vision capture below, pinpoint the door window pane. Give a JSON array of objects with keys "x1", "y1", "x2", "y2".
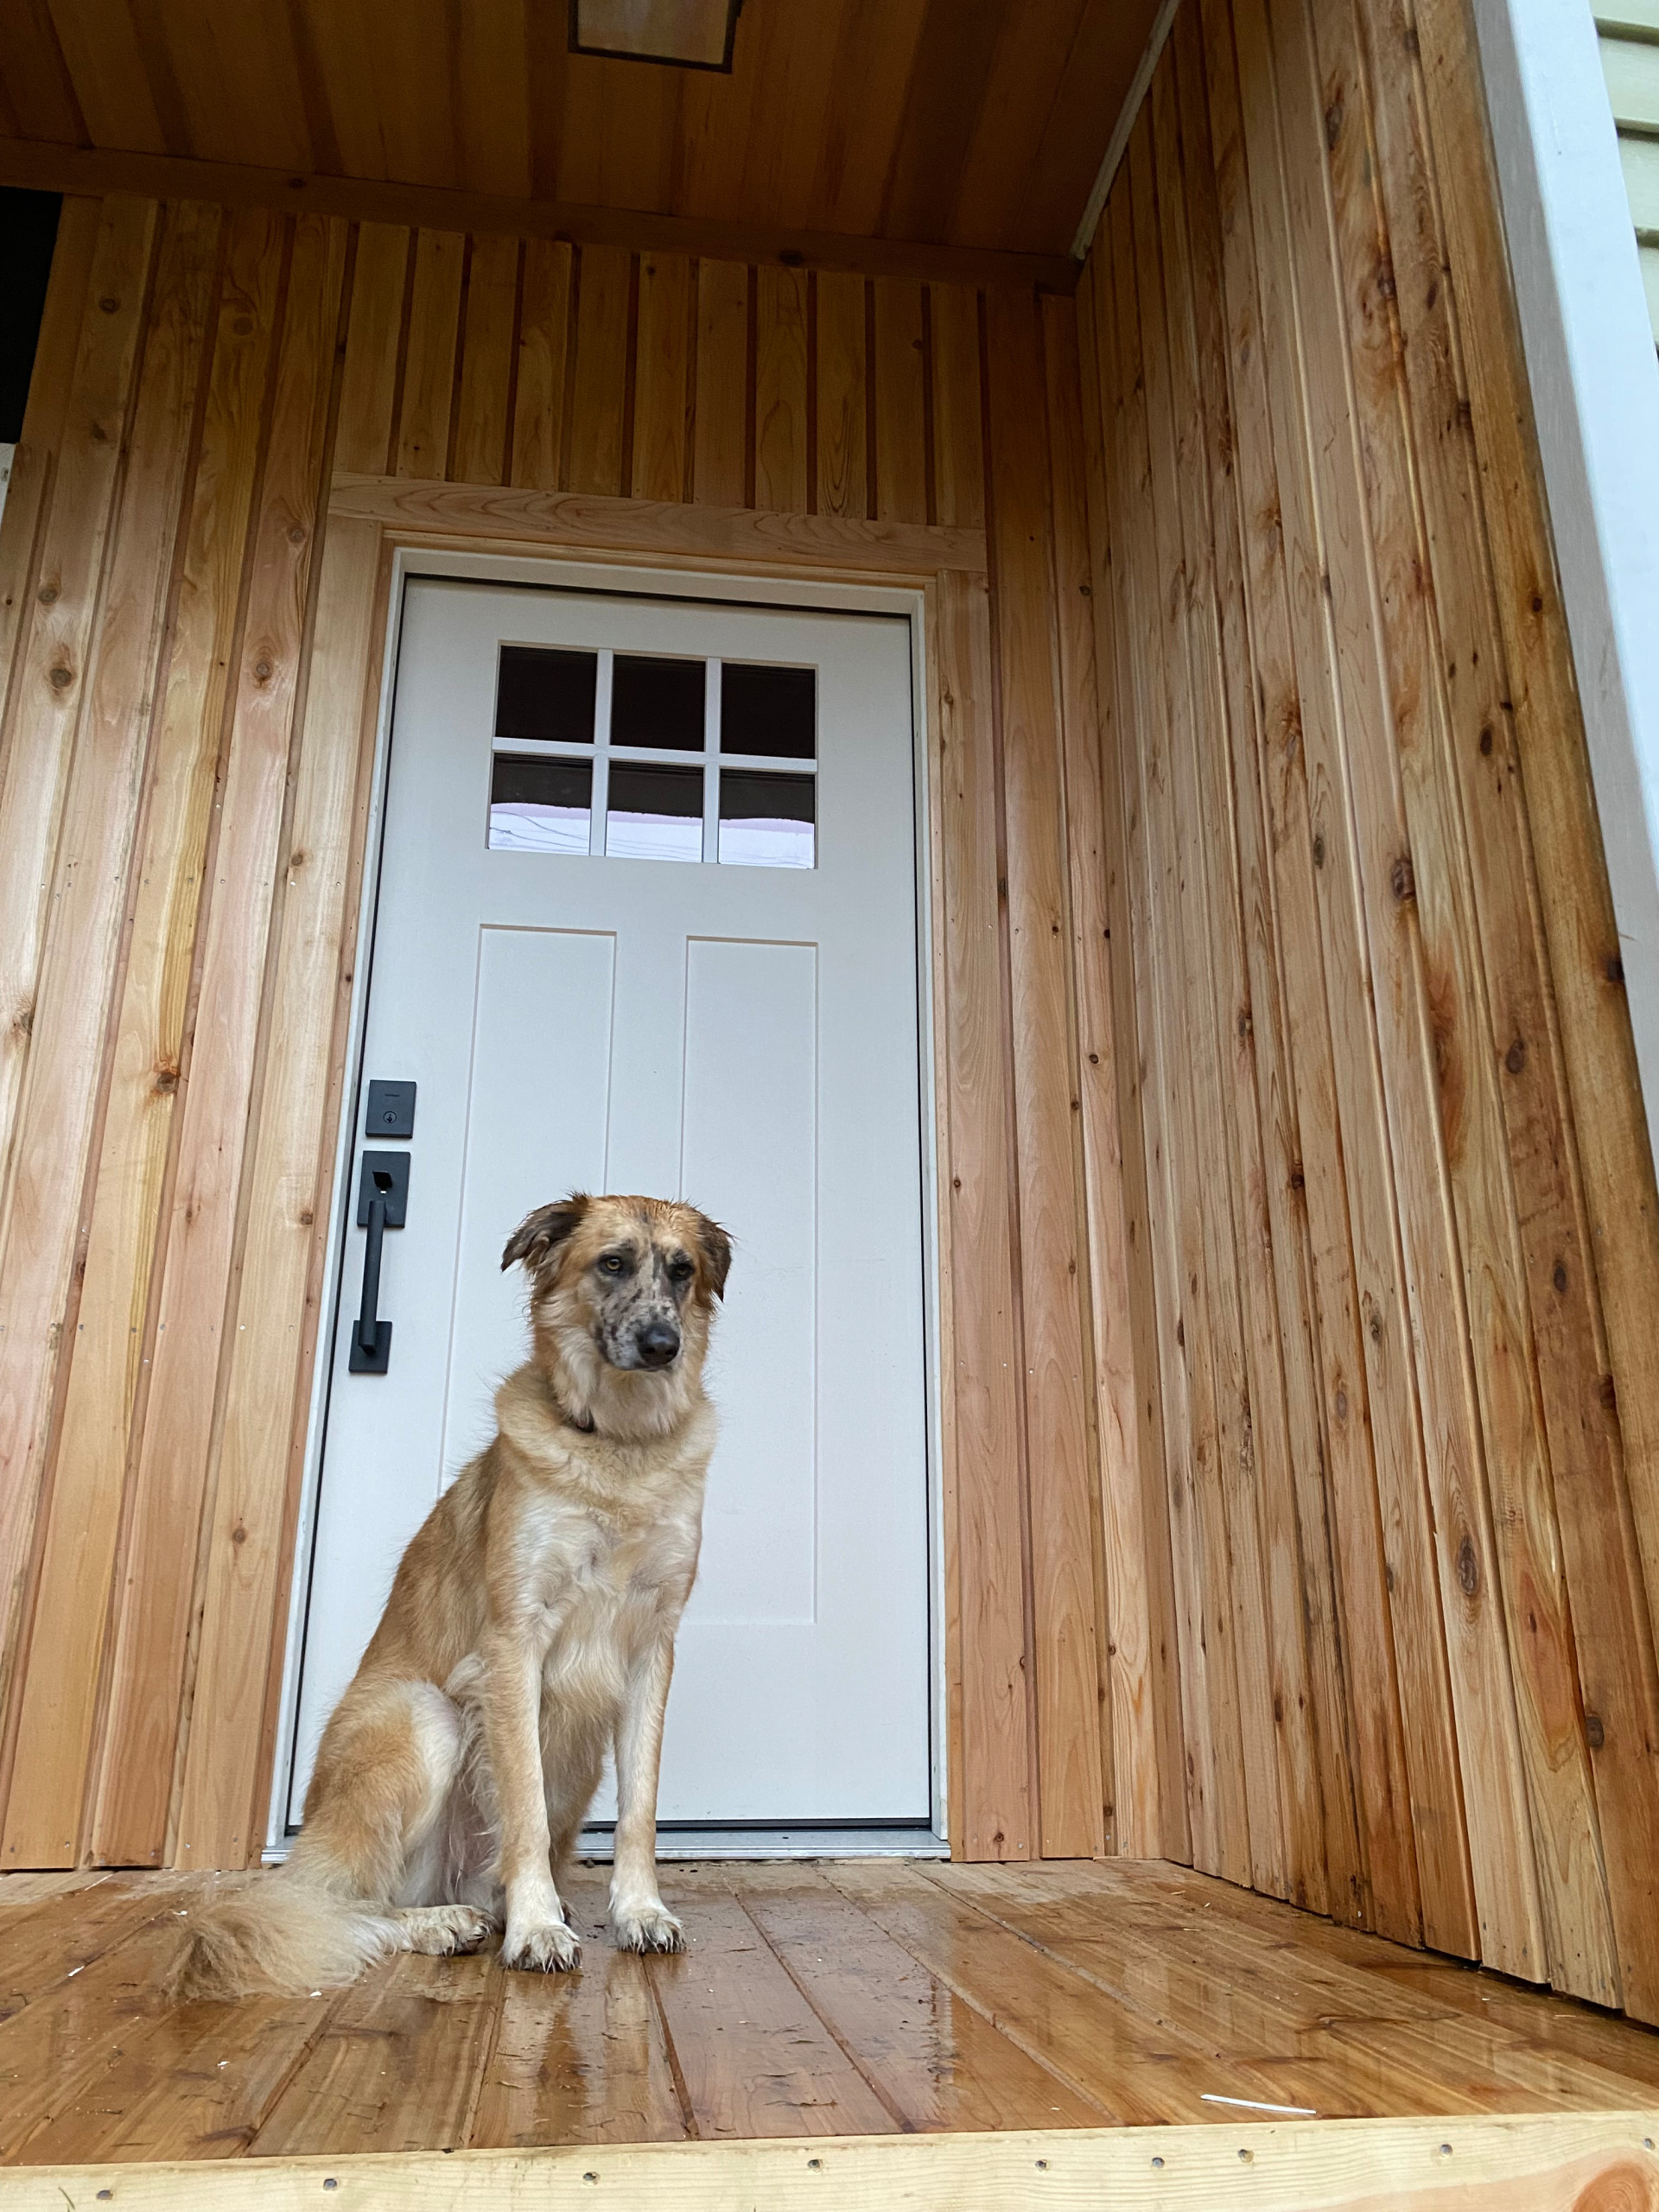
[
  {"x1": 496, "y1": 645, "x2": 599, "y2": 742},
  {"x1": 612, "y1": 654, "x2": 705, "y2": 750},
  {"x1": 606, "y1": 761, "x2": 704, "y2": 861},
  {"x1": 489, "y1": 754, "x2": 593, "y2": 852},
  {"x1": 721, "y1": 662, "x2": 815, "y2": 759},
  {"x1": 718, "y1": 769, "x2": 815, "y2": 868}
]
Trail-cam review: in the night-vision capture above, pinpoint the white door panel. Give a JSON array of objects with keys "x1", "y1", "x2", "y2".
[{"x1": 290, "y1": 578, "x2": 930, "y2": 1827}]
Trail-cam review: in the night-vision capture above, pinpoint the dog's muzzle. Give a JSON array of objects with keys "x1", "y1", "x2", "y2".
[{"x1": 633, "y1": 1320, "x2": 681, "y2": 1370}]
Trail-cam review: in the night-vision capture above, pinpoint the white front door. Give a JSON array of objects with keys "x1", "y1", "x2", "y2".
[{"x1": 289, "y1": 575, "x2": 931, "y2": 1829}]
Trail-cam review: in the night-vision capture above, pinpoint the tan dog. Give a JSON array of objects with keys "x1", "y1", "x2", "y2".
[{"x1": 174, "y1": 1192, "x2": 730, "y2": 1998}]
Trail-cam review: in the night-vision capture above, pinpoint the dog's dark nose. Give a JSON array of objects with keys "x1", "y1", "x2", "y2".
[{"x1": 637, "y1": 1321, "x2": 681, "y2": 1369}]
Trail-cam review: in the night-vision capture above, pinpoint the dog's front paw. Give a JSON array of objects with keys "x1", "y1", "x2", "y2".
[
  {"x1": 399, "y1": 1904, "x2": 499, "y2": 1957},
  {"x1": 501, "y1": 1913, "x2": 582, "y2": 1972},
  {"x1": 611, "y1": 1901, "x2": 685, "y2": 1955}
]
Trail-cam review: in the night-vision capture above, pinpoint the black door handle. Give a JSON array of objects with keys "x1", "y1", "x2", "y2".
[{"x1": 349, "y1": 1152, "x2": 409, "y2": 1374}]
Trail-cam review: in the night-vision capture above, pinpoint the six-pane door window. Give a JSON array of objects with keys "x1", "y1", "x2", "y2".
[{"x1": 487, "y1": 645, "x2": 816, "y2": 868}]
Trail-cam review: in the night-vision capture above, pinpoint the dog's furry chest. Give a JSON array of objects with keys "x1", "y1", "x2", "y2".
[{"x1": 520, "y1": 1496, "x2": 696, "y2": 1713}]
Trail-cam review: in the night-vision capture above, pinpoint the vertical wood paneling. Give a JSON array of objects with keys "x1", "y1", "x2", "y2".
[
  {"x1": 984, "y1": 289, "x2": 1106, "y2": 1862},
  {"x1": 0, "y1": 195, "x2": 156, "y2": 1732},
  {"x1": 1071, "y1": 257, "x2": 1190, "y2": 1866},
  {"x1": 1151, "y1": 52, "x2": 1317, "y2": 1907},
  {"x1": 631, "y1": 251, "x2": 691, "y2": 505},
  {"x1": 175, "y1": 519, "x2": 385, "y2": 1868},
  {"x1": 691, "y1": 258, "x2": 748, "y2": 509},
  {"x1": 94, "y1": 215, "x2": 348, "y2": 1864},
  {"x1": 511, "y1": 238, "x2": 573, "y2": 495},
  {"x1": 936, "y1": 569, "x2": 1034, "y2": 1861},
  {"x1": 753, "y1": 267, "x2": 808, "y2": 516},
  {"x1": 1041, "y1": 290, "x2": 1128, "y2": 1857},
  {"x1": 1230, "y1": 0, "x2": 1478, "y2": 1952},
  {"x1": 1338, "y1": 0, "x2": 1625, "y2": 2009},
  {"x1": 1101, "y1": 179, "x2": 1221, "y2": 1878},
  {"x1": 333, "y1": 223, "x2": 409, "y2": 477},
  {"x1": 0, "y1": 198, "x2": 222, "y2": 1868},
  {"x1": 1171, "y1": 0, "x2": 1356, "y2": 1920},
  {"x1": 38, "y1": 202, "x2": 287, "y2": 1863},
  {"x1": 814, "y1": 271, "x2": 868, "y2": 521},
  {"x1": 1075, "y1": 0, "x2": 1659, "y2": 2021},
  {"x1": 1414, "y1": 0, "x2": 1659, "y2": 2024},
  {"x1": 1264, "y1": 0, "x2": 1542, "y2": 1974},
  {"x1": 568, "y1": 245, "x2": 632, "y2": 499},
  {"x1": 395, "y1": 229, "x2": 463, "y2": 480},
  {"x1": 1196, "y1": 0, "x2": 1417, "y2": 1935},
  {"x1": 452, "y1": 233, "x2": 519, "y2": 486},
  {"x1": 928, "y1": 283, "x2": 985, "y2": 531},
  {"x1": 1119, "y1": 134, "x2": 1254, "y2": 1889},
  {"x1": 874, "y1": 279, "x2": 927, "y2": 525},
  {"x1": 1273, "y1": 0, "x2": 1547, "y2": 1984}
]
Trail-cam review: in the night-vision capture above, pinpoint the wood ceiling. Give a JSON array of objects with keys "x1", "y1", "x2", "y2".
[{"x1": 0, "y1": 0, "x2": 1160, "y2": 260}]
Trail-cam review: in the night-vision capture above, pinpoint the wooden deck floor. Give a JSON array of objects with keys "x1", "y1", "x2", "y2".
[{"x1": 4, "y1": 1857, "x2": 1659, "y2": 2166}]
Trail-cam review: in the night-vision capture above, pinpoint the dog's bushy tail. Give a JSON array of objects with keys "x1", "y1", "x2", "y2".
[{"x1": 168, "y1": 1872, "x2": 401, "y2": 2002}]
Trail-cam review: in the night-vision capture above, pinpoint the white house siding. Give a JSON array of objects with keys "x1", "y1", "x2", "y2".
[{"x1": 1598, "y1": 3, "x2": 1659, "y2": 340}]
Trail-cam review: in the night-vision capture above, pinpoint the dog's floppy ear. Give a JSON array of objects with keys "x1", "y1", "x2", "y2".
[
  {"x1": 693, "y1": 1211, "x2": 733, "y2": 1301},
  {"x1": 502, "y1": 1194, "x2": 588, "y2": 1278}
]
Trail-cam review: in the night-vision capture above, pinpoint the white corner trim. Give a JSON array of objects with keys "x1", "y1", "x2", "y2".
[
  {"x1": 1470, "y1": 0, "x2": 1659, "y2": 1172},
  {"x1": 1070, "y1": 0, "x2": 1183, "y2": 260}
]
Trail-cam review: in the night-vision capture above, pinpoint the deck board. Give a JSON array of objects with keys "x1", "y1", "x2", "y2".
[{"x1": 3, "y1": 1859, "x2": 1658, "y2": 2165}]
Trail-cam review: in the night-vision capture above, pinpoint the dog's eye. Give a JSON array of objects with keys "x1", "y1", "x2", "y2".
[
  {"x1": 667, "y1": 1256, "x2": 694, "y2": 1283},
  {"x1": 599, "y1": 1254, "x2": 627, "y2": 1275}
]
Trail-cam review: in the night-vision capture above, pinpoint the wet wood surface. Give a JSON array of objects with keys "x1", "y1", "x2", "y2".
[{"x1": 4, "y1": 1858, "x2": 1659, "y2": 2166}]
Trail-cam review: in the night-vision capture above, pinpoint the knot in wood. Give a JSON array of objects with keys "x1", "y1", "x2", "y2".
[
  {"x1": 1390, "y1": 853, "x2": 1414, "y2": 902},
  {"x1": 1478, "y1": 726, "x2": 1494, "y2": 757},
  {"x1": 1585, "y1": 1713, "x2": 1605, "y2": 1751},
  {"x1": 1325, "y1": 92, "x2": 1344, "y2": 149},
  {"x1": 1505, "y1": 1035, "x2": 1526, "y2": 1075},
  {"x1": 1312, "y1": 833, "x2": 1325, "y2": 868},
  {"x1": 37, "y1": 583, "x2": 57, "y2": 605},
  {"x1": 99, "y1": 295, "x2": 119, "y2": 314},
  {"x1": 48, "y1": 664, "x2": 73, "y2": 690},
  {"x1": 1553, "y1": 1260, "x2": 1568, "y2": 1294},
  {"x1": 1456, "y1": 1534, "x2": 1478, "y2": 1598}
]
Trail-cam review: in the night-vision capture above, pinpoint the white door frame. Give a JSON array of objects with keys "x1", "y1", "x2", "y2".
[
  {"x1": 1471, "y1": 0, "x2": 1659, "y2": 1163},
  {"x1": 265, "y1": 543, "x2": 949, "y2": 1854}
]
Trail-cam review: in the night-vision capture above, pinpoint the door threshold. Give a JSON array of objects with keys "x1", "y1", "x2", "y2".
[
  {"x1": 264, "y1": 1824, "x2": 948, "y2": 1867},
  {"x1": 580, "y1": 1825, "x2": 949, "y2": 1861}
]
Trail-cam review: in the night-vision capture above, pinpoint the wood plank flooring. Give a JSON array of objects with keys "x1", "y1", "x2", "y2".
[{"x1": 3, "y1": 1859, "x2": 1658, "y2": 2165}]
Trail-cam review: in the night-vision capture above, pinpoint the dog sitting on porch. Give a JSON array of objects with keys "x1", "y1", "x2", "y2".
[{"x1": 171, "y1": 1191, "x2": 731, "y2": 1999}]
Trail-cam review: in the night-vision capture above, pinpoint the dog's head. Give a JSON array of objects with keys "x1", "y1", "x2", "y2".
[{"x1": 502, "y1": 1192, "x2": 731, "y2": 1382}]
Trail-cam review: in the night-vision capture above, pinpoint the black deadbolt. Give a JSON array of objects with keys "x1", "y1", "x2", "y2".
[{"x1": 365, "y1": 1078, "x2": 416, "y2": 1139}]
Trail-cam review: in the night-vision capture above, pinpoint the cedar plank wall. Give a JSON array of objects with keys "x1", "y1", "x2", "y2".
[
  {"x1": 5, "y1": 0, "x2": 1659, "y2": 2035},
  {"x1": 0, "y1": 203, "x2": 1133, "y2": 1889},
  {"x1": 1073, "y1": 0, "x2": 1659, "y2": 2021}
]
